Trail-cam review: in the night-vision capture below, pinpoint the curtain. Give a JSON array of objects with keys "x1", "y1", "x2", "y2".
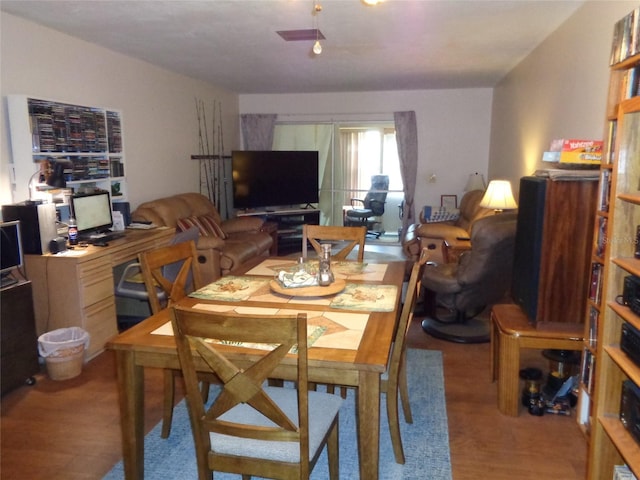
[
  {"x1": 338, "y1": 130, "x2": 364, "y2": 202},
  {"x1": 394, "y1": 111, "x2": 418, "y2": 237},
  {"x1": 240, "y1": 114, "x2": 277, "y2": 150}
]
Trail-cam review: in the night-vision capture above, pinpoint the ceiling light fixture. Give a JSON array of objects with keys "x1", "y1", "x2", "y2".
[
  {"x1": 313, "y1": 1, "x2": 322, "y2": 55},
  {"x1": 362, "y1": 0, "x2": 383, "y2": 5}
]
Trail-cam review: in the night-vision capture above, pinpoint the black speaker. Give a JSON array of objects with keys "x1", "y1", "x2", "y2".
[
  {"x1": 2, "y1": 202, "x2": 57, "y2": 254},
  {"x1": 511, "y1": 176, "x2": 547, "y2": 324},
  {"x1": 112, "y1": 202, "x2": 131, "y2": 226}
]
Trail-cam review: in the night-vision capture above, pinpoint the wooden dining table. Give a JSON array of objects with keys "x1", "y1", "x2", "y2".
[{"x1": 108, "y1": 256, "x2": 407, "y2": 479}]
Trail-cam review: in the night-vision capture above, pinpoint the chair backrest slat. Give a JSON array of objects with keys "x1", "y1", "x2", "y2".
[
  {"x1": 302, "y1": 224, "x2": 366, "y2": 261},
  {"x1": 171, "y1": 307, "x2": 309, "y2": 449},
  {"x1": 388, "y1": 248, "x2": 429, "y2": 379},
  {"x1": 139, "y1": 240, "x2": 203, "y2": 314}
]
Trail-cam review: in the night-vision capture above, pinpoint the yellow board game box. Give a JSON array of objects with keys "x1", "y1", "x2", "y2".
[{"x1": 559, "y1": 139, "x2": 603, "y2": 164}]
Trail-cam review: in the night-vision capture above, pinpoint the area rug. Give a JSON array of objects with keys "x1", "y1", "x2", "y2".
[{"x1": 104, "y1": 348, "x2": 452, "y2": 479}]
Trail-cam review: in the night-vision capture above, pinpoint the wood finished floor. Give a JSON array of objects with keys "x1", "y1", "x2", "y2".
[
  {"x1": 1, "y1": 247, "x2": 587, "y2": 479},
  {"x1": 1, "y1": 320, "x2": 588, "y2": 480}
]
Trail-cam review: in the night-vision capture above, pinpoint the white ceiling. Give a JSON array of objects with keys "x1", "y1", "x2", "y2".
[{"x1": 1, "y1": 0, "x2": 585, "y2": 94}]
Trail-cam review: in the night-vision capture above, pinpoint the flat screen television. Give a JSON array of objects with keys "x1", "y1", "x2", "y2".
[
  {"x1": 231, "y1": 150, "x2": 319, "y2": 209},
  {"x1": 71, "y1": 190, "x2": 113, "y2": 237},
  {"x1": 1, "y1": 220, "x2": 23, "y2": 287}
]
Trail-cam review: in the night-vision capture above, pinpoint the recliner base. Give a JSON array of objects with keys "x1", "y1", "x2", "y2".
[{"x1": 421, "y1": 316, "x2": 490, "y2": 344}]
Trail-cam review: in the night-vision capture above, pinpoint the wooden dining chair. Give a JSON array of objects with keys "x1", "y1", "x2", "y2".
[
  {"x1": 382, "y1": 246, "x2": 429, "y2": 464},
  {"x1": 302, "y1": 224, "x2": 367, "y2": 261},
  {"x1": 320, "y1": 246, "x2": 429, "y2": 464},
  {"x1": 170, "y1": 306, "x2": 343, "y2": 480},
  {"x1": 139, "y1": 239, "x2": 210, "y2": 439}
]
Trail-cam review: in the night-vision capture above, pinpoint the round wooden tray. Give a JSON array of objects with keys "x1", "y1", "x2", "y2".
[{"x1": 269, "y1": 278, "x2": 346, "y2": 297}]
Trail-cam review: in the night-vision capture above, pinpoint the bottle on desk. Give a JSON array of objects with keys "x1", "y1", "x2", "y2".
[{"x1": 68, "y1": 216, "x2": 78, "y2": 246}]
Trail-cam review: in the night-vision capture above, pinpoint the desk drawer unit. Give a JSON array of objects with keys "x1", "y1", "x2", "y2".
[
  {"x1": 78, "y1": 259, "x2": 113, "y2": 307},
  {"x1": 76, "y1": 258, "x2": 118, "y2": 358},
  {"x1": 83, "y1": 297, "x2": 118, "y2": 358}
]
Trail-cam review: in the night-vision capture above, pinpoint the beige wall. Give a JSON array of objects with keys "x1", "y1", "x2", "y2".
[
  {"x1": 239, "y1": 89, "x2": 494, "y2": 211},
  {"x1": 3, "y1": 2, "x2": 634, "y2": 213},
  {"x1": 489, "y1": 1, "x2": 637, "y2": 196},
  {"x1": 0, "y1": 12, "x2": 239, "y2": 211}
]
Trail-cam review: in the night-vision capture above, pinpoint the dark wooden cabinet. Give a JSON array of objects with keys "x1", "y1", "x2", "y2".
[
  {"x1": 512, "y1": 176, "x2": 598, "y2": 325},
  {"x1": 1, "y1": 281, "x2": 39, "y2": 395}
]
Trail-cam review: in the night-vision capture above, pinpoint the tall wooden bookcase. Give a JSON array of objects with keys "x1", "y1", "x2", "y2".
[{"x1": 585, "y1": 8, "x2": 640, "y2": 479}]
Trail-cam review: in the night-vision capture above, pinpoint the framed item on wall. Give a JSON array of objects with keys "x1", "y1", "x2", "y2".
[{"x1": 441, "y1": 195, "x2": 458, "y2": 209}]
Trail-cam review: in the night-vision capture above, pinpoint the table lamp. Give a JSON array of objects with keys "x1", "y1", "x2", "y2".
[
  {"x1": 464, "y1": 172, "x2": 486, "y2": 192},
  {"x1": 479, "y1": 180, "x2": 518, "y2": 213}
]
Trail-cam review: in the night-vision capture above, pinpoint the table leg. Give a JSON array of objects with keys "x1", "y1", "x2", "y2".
[
  {"x1": 357, "y1": 370, "x2": 380, "y2": 479},
  {"x1": 497, "y1": 332, "x2": 520, "y2": 416},
  {"x1": 115, "y1": 350, "x2": 145, "y2": 479}
]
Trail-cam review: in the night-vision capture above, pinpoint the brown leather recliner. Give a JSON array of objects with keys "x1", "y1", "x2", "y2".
[
  {"x1": 403, "y1": 189, "x2": 493, "y2": 263},
  {"x1": 420, "y1": 212, "x2": 518, "y2": 343}
]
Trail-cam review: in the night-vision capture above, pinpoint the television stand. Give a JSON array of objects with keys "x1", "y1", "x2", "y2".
[{"x1": 237, "y1": 208, "x2": 320, "y2": 255}]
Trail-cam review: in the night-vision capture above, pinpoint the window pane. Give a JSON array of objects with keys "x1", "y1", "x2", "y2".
[{"x1": 383, "y1": 132, "x2": 402, "y2": 190}]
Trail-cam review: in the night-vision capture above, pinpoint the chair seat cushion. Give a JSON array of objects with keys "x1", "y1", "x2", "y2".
[
  {"x1": 422, "y1": 263, "x2": 462, "y2": 294},
  {"x1": 346, "y1": 208, "x2": 373, "y2": 219},
  {"x1": 211, "y1": 386, "x2": 342, "y2": 463}
]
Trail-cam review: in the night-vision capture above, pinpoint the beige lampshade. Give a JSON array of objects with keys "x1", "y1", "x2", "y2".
[
  {"x1": 464, "y1": 172, "x2": 486, "y2": 191},
  {"x1": 479, "y1": 180, "x2": 518, "y2": 212}
]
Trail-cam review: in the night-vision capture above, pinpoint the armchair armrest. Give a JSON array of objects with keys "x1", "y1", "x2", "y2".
[
  {"x1": 192, "y1": 236, "x2": 223, "y2": 284},
  {"x1": 117, "y1": 262, "x2": 142, "y2": 290},
  {"x1": 196, "y1": 235, "x2": 226, "y2": 250},
  {"x1": 350, "y1": 198, "x2": 365, "y2": 208}
]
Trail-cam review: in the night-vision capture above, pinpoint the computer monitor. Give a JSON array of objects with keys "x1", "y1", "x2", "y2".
[
  {"x1": 71, "y1": 191, "x2": 113, "y2": 237},
  {"x1": 1, "y1": 220, "x2": 24, "y2": 287}
]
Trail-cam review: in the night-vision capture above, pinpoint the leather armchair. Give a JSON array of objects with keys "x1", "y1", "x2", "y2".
[
  {"x1": 403, "y1": 189, "x2": 493, "y2": 263},
  {"x1": 421, "y1": 212, "x2": 518, "y2": 343}
]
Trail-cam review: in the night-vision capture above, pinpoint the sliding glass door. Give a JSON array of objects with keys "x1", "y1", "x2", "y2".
[{"x1": 273, "y1": 122, "x2": 403, "y2": 238}]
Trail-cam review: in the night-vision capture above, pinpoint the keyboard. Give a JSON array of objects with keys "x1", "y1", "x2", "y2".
[{"x1": 87, "y1": 231, "x2": 126, "y2": 243}]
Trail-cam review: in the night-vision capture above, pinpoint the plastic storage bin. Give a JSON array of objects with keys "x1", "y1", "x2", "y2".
[{"x1": 38, "y1": 327, "x2": 90, "y2": 380}]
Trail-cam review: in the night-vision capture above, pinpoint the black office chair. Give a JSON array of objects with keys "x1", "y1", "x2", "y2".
[{"x1": 345, "y1": 174, "x2": 389, "y2": 238}]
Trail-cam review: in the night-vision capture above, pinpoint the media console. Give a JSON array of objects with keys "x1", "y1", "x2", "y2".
[{"x1": 237, "y1": 208, "x2": 320, "y2": 255}]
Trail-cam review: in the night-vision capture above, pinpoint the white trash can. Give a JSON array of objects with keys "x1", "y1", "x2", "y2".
[{"x1": 38, "y1": 327, "x2": 90, "y2": 380}]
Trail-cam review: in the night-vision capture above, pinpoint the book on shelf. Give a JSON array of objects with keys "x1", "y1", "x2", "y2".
[
  {"x1": 595, "y1": 216, "x2": 608, "y2": 258},
  {"x1": 588, "y1": 305, "x2": 599, "y2": 348},
  {"x1": 605, "y1": 121, "x2": 617, "y2": 165},
  {"x1": 589, "y1": 262, "x2": 604, "y2": 304},
  {"x1": 611, "y1": 7, "x2": 640, "y2": 65},
  {"x1": 620, "y1": 65, "x2": 640, "y2": 100},
  {"x1": 599, "y1": 169, "x2": 611, "y2": 211}
]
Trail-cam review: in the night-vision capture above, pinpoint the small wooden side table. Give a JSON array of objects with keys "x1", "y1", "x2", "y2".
[
  {"x1": 490, "y1": 303, "x2": 584, "y2": 416},
  {"x1": 442, "y1": 237, "x2": 471, "y2": 263}
]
